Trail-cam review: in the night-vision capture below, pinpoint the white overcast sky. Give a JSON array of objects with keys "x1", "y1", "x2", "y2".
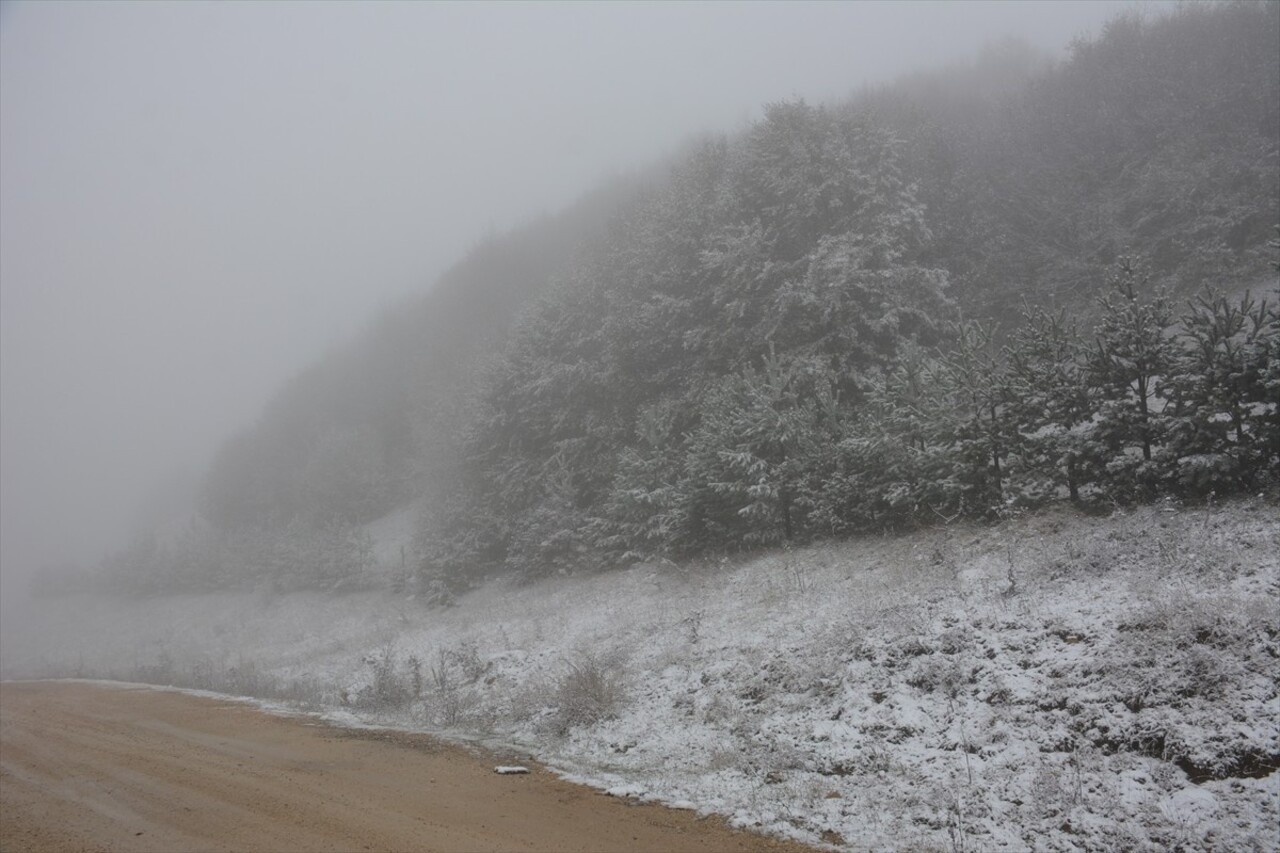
[{"x1": 0, "y1": 0, "x2": 1150, "y2": 598}]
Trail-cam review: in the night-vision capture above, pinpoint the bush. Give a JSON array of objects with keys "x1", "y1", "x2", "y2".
[
  {"x1": 549, "y1": 653, "x2": 625, "y2": 735},
  {"x1": 355, "y1": 646, "x2": 414, "y2": 711}
]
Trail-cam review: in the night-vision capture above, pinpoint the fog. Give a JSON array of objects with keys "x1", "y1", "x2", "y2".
[{"x1": 0, "y1": 1, "x2": 1148, "y2": 608}]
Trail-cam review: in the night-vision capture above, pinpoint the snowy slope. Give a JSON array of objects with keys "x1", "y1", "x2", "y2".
[{"x1": 4, "y1": 499, "x2": 1277, "y2": 851}]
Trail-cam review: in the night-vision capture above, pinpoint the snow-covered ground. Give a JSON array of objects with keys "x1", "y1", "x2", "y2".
[{"x1": 3, "y1": 500, "x2": 1277, "y2": 852}]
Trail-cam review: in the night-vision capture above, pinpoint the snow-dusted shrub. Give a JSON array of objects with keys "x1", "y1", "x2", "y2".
[
  {"x1": 548, "y1": 652, "x2": 625, "y2": 735},
  {"x1": 398, "y1": 640, "x2": 495, "y2": 728},
  {"x1": 353, "y1": 645, "x2": 415, "y2": 711},
  {"x1": 1174, "y1": 453, "x2": 1242, "y2": 497},
  {"x1": 117, "y1": 649, "x2": 326, "y2": 707}
]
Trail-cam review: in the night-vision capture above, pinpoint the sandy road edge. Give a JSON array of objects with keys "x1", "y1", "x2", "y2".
[{"x1": 1, "y1": 678, "x2": 832, "y2": 850}]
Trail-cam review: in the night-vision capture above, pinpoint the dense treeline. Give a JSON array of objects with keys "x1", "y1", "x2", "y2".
[
  {"x1": 421, "y1": 99, "x2": 952, "y2": 582},
  {"x1": 424, "y1": 235, "x2": 1278, "y2": 588},
  {"x1": 79, "y1": 2, "x2": 1278, "y2": 596},
  {"x1": 420, "y1": 3, "x2": 1280, "y2": 588}
]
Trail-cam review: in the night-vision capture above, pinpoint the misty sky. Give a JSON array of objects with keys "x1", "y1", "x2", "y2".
[{"x1": 0, "y1": 0, "x2": 1152, "y2": 600}]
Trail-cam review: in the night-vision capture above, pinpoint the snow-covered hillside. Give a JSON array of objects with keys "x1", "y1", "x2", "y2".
[{"x1": 4, "y1": 500, "x2": 1277, "y2": 851}]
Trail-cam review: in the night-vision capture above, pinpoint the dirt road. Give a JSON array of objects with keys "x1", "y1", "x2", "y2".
[{"x1": 0, "y1": 682, "x2": 818, "y2": 853}]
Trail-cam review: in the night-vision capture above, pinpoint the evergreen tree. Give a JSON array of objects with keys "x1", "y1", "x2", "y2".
[
  {"x1": 594, "y1": 400, "x2": 695, "y2": 561},
  {"x1": 432, "y1": 265, "x2": 636, "y2": 580},
  {"x1": 679, "y1": 353, "x2": 840, "y2": 550},
  {"x1": 1166, "y1": 288, "x2": 1280, "y2": 494},
  {"x1": 1005, "y1": 305, "x2": 1097, "y2": 503},
  {"x1": 824, "y1": 344, "x2": 944, "y2": 530},
  {"x1": 926, "y1": 321, "x2": 1011, "y2": 516},
  {"x1": 1088, "y1": 257, "x2": 1178, "y2": 498}
]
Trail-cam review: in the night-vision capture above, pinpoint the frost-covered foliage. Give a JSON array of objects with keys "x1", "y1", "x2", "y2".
[
  {"x1": 420, "y1": 250, "x2": 1278, "y2": 588},
  {"x1": 7, "y1": 501, "x2": 1277, "y2": 851},
  {"x1": 423, "y1": 97, "x2": 951, "y2": 582}
]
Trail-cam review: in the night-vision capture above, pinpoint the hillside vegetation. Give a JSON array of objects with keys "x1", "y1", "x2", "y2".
[{"x1": 73, "y1": 3, "x2": 1278, "y2": 599}]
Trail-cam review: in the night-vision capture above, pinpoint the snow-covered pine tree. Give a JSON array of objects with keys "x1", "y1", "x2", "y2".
[
  {"x1": 1087, "y1": 257, "x2": 1178, "y2": 500},
  {"x1": 926, "y1": 319, "x2": 1011, "y2": 517},
  {"x1": 1004, "y1": 305, "x2": 1097, "y2": 504},
  {"x1": 1165, "y1": 288, "x2": 1280, "y2": 494},
  {"x1": 679, "y1": 353, "x2": 840, "y2": 550}
]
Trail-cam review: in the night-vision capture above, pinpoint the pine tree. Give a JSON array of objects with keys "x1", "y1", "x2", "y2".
[
  {"x1": 680, "y1": 353, "x2": 840, "y2": 549},
  {"x1": 593, "y1": 400, "x2": 693, "y2": 561},
  {"x1": 1088, "y1": 257, "x2": 1177, "y2": 499},
  {"x1": 928, "y1": 320, "x2": 1011, "y2": 516},
  {"x1": 1005, "y1": 305, "x2": 1097, "y2": 504},
  {"x1": 829, "y1": 344, "x2": 945, "y2": 529},
  {"x1": 1166, "y1": 288, "x2": 1280, "y2": 494}
]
